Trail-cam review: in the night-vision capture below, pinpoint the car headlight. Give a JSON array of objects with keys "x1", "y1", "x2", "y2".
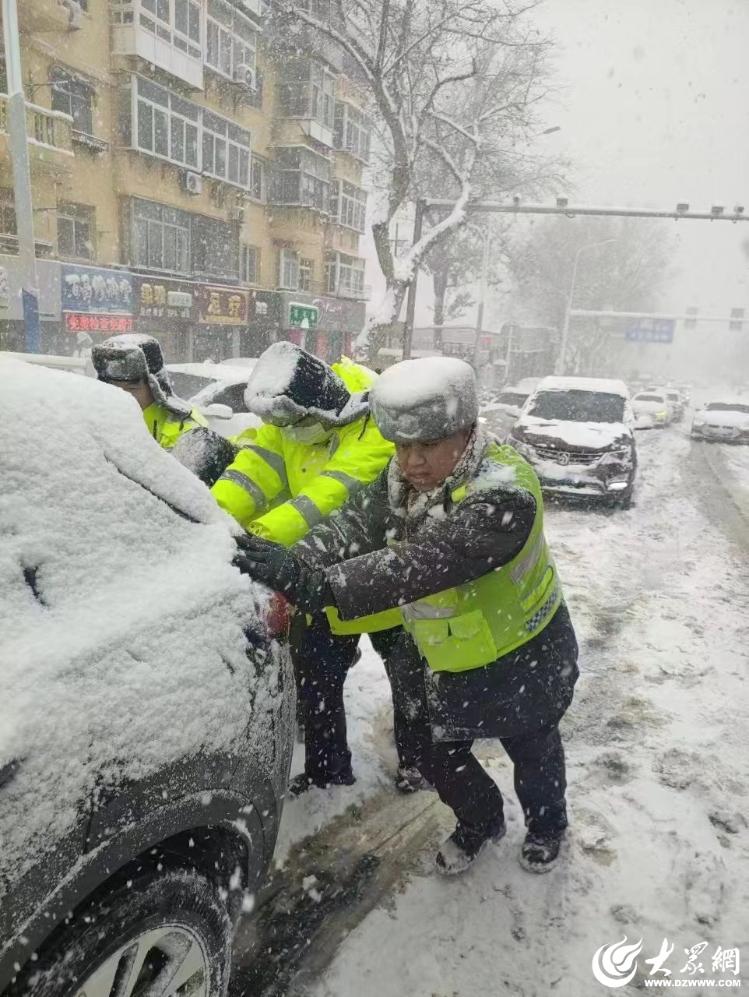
[
  {"x1": 656, "y1": 410, "x2": 667, "y2": 418},
  {"x1": 599, "y1": 449, "x2": 631, "y2": 465}
]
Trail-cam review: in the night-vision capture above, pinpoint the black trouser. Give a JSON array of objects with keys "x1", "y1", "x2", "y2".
[
  {"x1": 291, "y1": 615, "x2": 414, "y2": 783},
  {"x1": 385, "y1": 636, "x2": 569, "y2": 836}
]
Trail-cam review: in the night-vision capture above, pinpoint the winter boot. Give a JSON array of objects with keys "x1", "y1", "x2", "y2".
[
  {"x1": 519, "y1": 830, "x2": 565, "y2": 874},
  {"x1": 435, "y1": 816, "x2": 506, "y2": 876},
  {"x1": 394, "y1": 766, "x2": 430, "y2": 794},
  {"x1": 288, "y1": 768, "x2": 356, "y2": 798}
]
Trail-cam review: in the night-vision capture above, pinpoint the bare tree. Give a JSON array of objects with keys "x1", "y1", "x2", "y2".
[
  {"x1": 271, "y1": 0, "x2": 552, "y2": 355},
  {"x1": 506, "y1": 216, "x2": 678, "y2": 375}
]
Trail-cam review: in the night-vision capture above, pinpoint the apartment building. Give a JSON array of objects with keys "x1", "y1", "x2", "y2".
[{"x1": 0, "y1": 0, "x2": 372, "y2": 362}]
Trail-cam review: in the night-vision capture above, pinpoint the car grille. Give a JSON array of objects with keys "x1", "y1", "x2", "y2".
[{"x1": 532, "y1": 446, "x2": 602, "y2": 465}]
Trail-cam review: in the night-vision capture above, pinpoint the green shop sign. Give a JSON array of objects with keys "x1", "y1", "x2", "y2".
[{"x1": 289, "y1": 302, "x2": 319, "y2": 328}]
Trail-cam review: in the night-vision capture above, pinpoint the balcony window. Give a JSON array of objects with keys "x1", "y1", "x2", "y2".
[
  {"x1": 333, "y1": 102, "x2": 372, "y2": 163},
  {"x1": 271, "y1": 146, "x2": 331, "y2": 213},
  {"x1": 326, "y1": 251, "x2": 365, "y2": 298},
  {"x1": 279, "y1": 249, "x2": 299, "y2": 290},
  {"x1": 202, "y1": 111, "x2": 250, "y2": 186},
  {"x1": 299, "y1": 258, "x2": 313, "y2": 291},
  {"x1": 140, "y1": 0, "x2": 201, "y2": 59},
  {"x1": 133, "y1": 76, "x2": 199, "y2": 169},
  {"x1": 131, "y1": 198, "x2": 190, "y2": 273},
  {"x1": 250, "y1": 154, "x2": 266, "y2": 201},
  {"x1": 278, "y1": 59, "x2": 336, "y2": 131},
  {"x1": 241, "y1": 244, "x2": 260, "y2": 284},
  {"x1": 191, "y1": 214, "x2": 238, "y2": 278},
  {"x1": 50, "y1": 67, "x2": 94, "y2": 137},
  {"x1": 206, "y1": 0, "x2": 257, "y2": 82},
  {"x1": 123, "y1": 76, "x2": 250, "y2": 188},
  {"x1": 58, "y1": 203, "x2": 95, "y2": 260},
  {"x1": 330, "y1": 180, "x2": 366, "y2": 232}
]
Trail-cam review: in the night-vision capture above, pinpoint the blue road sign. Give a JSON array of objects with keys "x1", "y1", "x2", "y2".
[{"x1": 625, "y1": 318, "x2": 675, "y2": 343}]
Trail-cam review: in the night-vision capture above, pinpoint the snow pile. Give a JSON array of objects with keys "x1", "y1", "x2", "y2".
[{"x1": 0, "y1": 362, "x2": 281, "y2": 881}]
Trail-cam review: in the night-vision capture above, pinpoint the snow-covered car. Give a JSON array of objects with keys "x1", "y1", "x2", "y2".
[
  {"x1": 509, "y1": 376, "x2": 637, "y2": 508},
  {"x1": 0, "y1": 362, "x2": 294, "y2": 995},
  {"x1": 631, "y1": 391, "x2": 671, "y2": 429},
  {"x1": 479, "y1": 386, "x2": 531, "y2": 440},
  {"x1": 0, "y1": 349, "x2": 88, "y2": 376},
  {"x1": 167, "y1": 361, "x2": 261, "y2": 438},
  {"x1": 691, "y1": 400, "x2": 749, "y2": 443},
  {"x1": 664, "y1": 388, "x2": 686, "y2": 422}
]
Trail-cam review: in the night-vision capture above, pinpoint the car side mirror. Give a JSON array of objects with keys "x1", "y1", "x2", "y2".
[{"x1": 202, "y1": 403, "x2": 234, "y2": 420}]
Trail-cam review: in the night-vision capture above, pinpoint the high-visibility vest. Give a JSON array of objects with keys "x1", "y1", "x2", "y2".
[
  {"x1": 327, "y1": 443, "x2": 563, "y2": 672},
  {"x1": 142, "y1": 401, "x2": 207, "y2": 450},
  {"x1": 211, "y1": 360, "x2": 394, "y2": 546}
]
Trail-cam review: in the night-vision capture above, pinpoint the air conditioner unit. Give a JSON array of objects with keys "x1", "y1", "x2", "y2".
[
  {"x1": 182, "y1": 170, "x2": 203, "y2": 195},
  {"x1": 234, "y1": 64, "x2": 256, "y2": 90}
]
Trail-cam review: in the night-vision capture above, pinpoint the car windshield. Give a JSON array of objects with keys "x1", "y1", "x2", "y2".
[
  {"x1": 168, "y1": 372, "x2": 215, "y2": 399},
  {"x1": 497, "y1": 392, "x2": 529, "y2": 407},
  {"x1": 706, "y1": 402, "x2": 749, "y2": 414},
  {"x1": 527, "y1": 390, "x2": 625, "y2": 423},
  {"x1": 635, "y1": 394, "x2": 665, "y2": 403}
]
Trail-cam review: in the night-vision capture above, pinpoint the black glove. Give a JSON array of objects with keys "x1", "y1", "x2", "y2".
[{"x1": 233, "y1": 534, "x2": 332, "y2": 613}]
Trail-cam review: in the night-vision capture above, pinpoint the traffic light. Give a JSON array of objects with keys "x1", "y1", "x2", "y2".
[
  {"x1": 684, "y1": 306, "x2": 699, "y2": 330},
  {"x1": 729, "y1": 307, "x2": 745, "y2": 332}
]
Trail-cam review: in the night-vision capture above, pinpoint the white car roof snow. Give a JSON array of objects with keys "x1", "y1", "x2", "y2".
[{"x1": 534, "y1": 376, "x2": 630, "y2": 398}]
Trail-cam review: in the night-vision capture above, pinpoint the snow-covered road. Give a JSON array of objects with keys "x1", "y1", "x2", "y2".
[{"x1": 233, "y1": 429, "x2": 749, "y2": 997}]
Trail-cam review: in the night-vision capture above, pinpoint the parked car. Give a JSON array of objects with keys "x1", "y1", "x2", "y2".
[
  {"x1": 480, "y1": 386, "x2": 531, "y2": 440},
  {"x1": 0, "y1": 362, "x2": 294, "y2": 996},
  {"x1": 691, "y1": 400, "x2": 749, "y2": 443},
  {"x1": 167, "y1": 362, "x2": 261, "y2": 438},
  {"x1": 509, "y1": 376, "x2": 637, "y2": 508},
  {"x1": 0, "y1": 350, "x2": 88, "y2": 376},
  {"x1": 664, "y1": 388, "x2": 686, "y2": 422},
  {"x1": 631, "y1": 391, "x2": 671, "y2": 429}
]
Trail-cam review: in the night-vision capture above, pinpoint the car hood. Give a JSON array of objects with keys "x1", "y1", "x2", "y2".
[
  {"x1": 513, "y1": 415, "x2": 632, "y2": 451},
  {"x1": 695, "y1": 411, "x2": 749, "y2": 428},
  {"x1": 0, "y1": 363, "x2": 281, "y2": 884}
]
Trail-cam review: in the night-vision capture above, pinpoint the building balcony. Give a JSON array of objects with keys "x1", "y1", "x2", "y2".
[
  {"x1": 111, "y1": 2, "x2": 203, "y2": 90},
  {"x1": 0, "y1": 96, "x2": 74, "y2": 176},
  {"x1": 328, "y1": 281, "x2": 371, "y2": 301}
]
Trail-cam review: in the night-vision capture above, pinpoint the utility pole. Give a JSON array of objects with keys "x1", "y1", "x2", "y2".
[
  {"x1": 2, "y1": 0, "x2": 41, "y2": 352},
  {"x1": 402, "y1": 198, "x2": 425, "y2": 360},
  {"x1": 556, "y1": 238, "x2": 616, "y2": 375},
  {"x1": 471, "y1": 226, "x2": 490, "y2": 369}
]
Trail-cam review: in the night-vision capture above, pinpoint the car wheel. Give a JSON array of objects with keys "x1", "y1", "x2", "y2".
[{"x1": 9, "y1": 871, "x2": 232, "y2": 997}]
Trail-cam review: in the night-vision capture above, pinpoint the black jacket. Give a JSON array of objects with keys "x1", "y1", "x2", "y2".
[{"x1": 295, "y1": 450, "x2": 578, "y2": 740}]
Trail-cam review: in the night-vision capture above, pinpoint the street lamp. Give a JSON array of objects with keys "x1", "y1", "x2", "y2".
[
  {"x1": 555, "y1": 238, "x2": 617, "y2": 375},
  {"x1": 464, "y1": 222, "x2": 492, "y2": 368}
]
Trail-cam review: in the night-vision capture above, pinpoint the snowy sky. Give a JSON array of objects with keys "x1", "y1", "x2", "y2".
[
  {"x1": 365, "y1": 0, "x2": 749, "y2": 328},
  {"x1": 532, "y1": 0, "x2": 749, "y2": 314}
]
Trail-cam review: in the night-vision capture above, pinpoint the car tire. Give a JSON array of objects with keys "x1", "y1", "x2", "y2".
[{"x1": 9, "y1": 870, "x2": 232, "y2": 997}]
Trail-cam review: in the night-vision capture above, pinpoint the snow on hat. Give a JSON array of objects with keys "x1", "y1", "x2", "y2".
[
  {"x1": 370, "y1": 357, "x2": 478, "y2": 443},
  {"x1": 245, "y1": 341, "x2": 366, "y2": 428},
  {"x1": 93, "y1": 333, "x2": 191, "y2": 419}
]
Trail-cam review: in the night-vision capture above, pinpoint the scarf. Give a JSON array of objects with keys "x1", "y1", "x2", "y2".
[{"x1": 387, "y1": 424, "x2": 491, "y2": 532}]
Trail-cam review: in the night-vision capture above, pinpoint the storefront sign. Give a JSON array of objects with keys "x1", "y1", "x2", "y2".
[
  {"x1": 289, "y1": 302, "x2": 319, "y2": 328},
  {"x1": 62, "y1": 264, "x2": 134, "y2": 315},
  {"x1": 133, "y1": 276, "x2": 194, "y2": 321},
  {"x1": 197, "y1": 285, "x2": 248, "y2": 326},
  {"x1": 65, "y1": 313, "x2": 135, "y2": 333}
]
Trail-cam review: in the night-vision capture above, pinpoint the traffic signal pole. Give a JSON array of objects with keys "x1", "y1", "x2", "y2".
[{"x1": 2, "y1": 0, "x2": 41, "y2": 351}]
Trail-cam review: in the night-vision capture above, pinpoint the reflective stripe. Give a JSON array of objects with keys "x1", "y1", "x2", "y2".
[
  {"x1": 525, "y1": 583, "x2": 560, "y2": 632},
  {"x1": 319, "y1": 469, "x2": 361, "y2": 492},
  {"x1": 243, "y1": 444, "x2": 288, "y2": 487},
  {"x1": 289, "y1": 494, "x2": 325, "y2": 528},
  {"x1": 511, "y1": 532, "x2": 545, "y2": 584},
  {"x1": 402, "y1": 602, "x2": 456, "y2": 621},
  {"x1": 219, "y1": 470, "x2": 268, "y2": 512}
]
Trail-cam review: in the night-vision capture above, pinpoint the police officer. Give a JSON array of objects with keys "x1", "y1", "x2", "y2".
[
  {"x1": 234, "y1": 357, "x2": 579, "y2": 874},
  {"x1": 92, "y1": 333, "x2": 233, "y2": 486},
  {"x1": 214, "y1": 341, "x2": 421, "y2": 795}
]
